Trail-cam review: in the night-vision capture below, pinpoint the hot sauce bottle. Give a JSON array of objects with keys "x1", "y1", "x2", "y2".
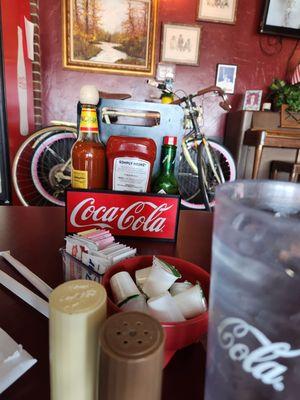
[{"x1": 71, "y1": 85, "x2": 106, "y2": 189}]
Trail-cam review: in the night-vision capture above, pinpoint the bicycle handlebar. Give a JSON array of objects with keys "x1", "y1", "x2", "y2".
[
  {"x1": 146, "y1": 79, "x2": 231, "y2": 112},
  {"x1": 171, "y1": 85, "x2": 231, "y2": 112}
]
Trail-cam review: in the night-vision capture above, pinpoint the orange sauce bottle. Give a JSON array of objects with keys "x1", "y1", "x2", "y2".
[{"x1": 71, "y1": 86, "x2": 106, "y2": 190}]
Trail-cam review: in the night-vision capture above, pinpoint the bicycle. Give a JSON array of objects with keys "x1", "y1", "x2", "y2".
[{"x1": 147, "y1": 79, "x2": 236, "y2": 211}]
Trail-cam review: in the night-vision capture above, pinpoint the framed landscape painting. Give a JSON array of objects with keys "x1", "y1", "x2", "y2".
[{"x1": 62, "y1": 0, "x2": 158, "y2": 76}]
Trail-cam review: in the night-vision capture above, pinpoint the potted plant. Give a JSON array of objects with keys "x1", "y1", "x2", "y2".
[
  {"x1": 268, "y1": 79, "x2": 300, "y2": 127},
  {"x1": 268, "y1": 79, "x2": 300, "y2": 111}
]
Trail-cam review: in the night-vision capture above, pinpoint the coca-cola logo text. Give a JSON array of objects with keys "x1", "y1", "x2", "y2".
[
  {"x1": 66, "y1": 191, "x2": 179, "y2": 241},
  {"x1": 218, "y1": 317, "x2": 300, "y2": 392}
]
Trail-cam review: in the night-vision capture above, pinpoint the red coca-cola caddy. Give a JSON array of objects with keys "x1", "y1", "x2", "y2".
[{"x1": 65, "y1": 189, "x2": 180, "y2": 241}]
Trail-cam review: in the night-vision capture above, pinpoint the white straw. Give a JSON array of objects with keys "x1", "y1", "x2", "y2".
[
  {"x1": 0, "y1": 270, "x2": 49, "y2": 318},
  {"x1": 0, "y1": 251, "x2": 53, "y2": 299}
]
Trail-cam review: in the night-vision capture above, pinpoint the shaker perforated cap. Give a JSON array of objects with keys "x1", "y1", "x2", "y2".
[
  {"x1": 100, "y1": 311, "x2": 164, "y2": 359},
  {"x1": 99, "y1": 312, "x2": 164, "y2": 400},
  {"x1": 80, "y1": 85, "x2": 99, "y2": 105},
  {"x1": 163, "y1": 136, "x2": 177, "y2": 146}
]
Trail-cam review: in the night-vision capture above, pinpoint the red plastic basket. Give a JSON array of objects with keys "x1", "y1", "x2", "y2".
[{"x1": 102, "y1": 255, "x2": 210, "y2": 366}]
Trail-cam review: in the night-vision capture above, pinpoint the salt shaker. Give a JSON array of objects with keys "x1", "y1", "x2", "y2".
[{"x1": 49, "y1": 280, "x2": 107, "y2": 400}]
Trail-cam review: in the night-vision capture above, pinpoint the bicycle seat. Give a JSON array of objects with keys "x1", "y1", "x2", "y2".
[{"x1": 99, "y1": 91, "x2": 131, "y2": 100}]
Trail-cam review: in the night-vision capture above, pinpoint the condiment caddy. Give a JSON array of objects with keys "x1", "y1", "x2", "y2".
[{"x1": 64, "y1": 228, "x2": 137, "y2": 277}]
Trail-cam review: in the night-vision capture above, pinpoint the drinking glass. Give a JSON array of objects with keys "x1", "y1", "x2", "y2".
[{"x1": 205, "y1": 180, "x2": 300, "y2": 400}]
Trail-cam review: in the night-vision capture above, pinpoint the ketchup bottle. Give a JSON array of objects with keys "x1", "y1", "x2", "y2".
[
  {"x1": 106, "y1": 136, "x2": 156, "y2": 193},
  {"x1": 71, "y1": 85, "x2": 106, "y2": 190}
]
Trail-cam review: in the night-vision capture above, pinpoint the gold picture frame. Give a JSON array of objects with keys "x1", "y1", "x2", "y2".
[
  {"x1": 161, "y1": 23, "x2": 202, "y2": 66},
  {"x1": 62, "y1": 0, "x2": 158, "y2": 76},
  {"x1": 197, "y1": 0, "x2": 238, "y2": 25}
]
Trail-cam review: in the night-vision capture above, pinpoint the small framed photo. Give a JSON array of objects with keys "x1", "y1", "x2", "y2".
[
  {"x1": 215, "y1": 64, "x2": 237, "y2": 94},
  {"x1": 197, "y1": 0, "x2": 238, "y2": 25},
  {"x1": 161, "y1": 23, "x2": 202, "y2": 66},
  {"x1": 242, "y1": 90, "x2": 263, "y2": 111},
  {"x1": 156, "y1": 62, "x2": 176, "y2": 81}
]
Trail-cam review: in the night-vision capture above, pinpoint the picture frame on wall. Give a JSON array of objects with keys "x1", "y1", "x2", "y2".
[
  {"x1": 242, "y1": 90, "x2": 263, "y2": 111},
  {"x1": 260, "y1": 0, "x2": 300, "y2": 39},
  {"x1": 161, "y1": 23, "x2": 202, "y2": 66},
  {"x1": 62, "y1": 0, "x2": 158, "y2": 76},
  {"x1": 197, "y1": 0, "x2": 238, "y2": 25},
  {"x1": 215, "y1": 64, "x2": 237, "y2": 94}
]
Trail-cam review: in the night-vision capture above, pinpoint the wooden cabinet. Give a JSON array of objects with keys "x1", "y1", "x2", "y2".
[{"x1": 224, "y1": 111, "x2": 300, "y2": 179}]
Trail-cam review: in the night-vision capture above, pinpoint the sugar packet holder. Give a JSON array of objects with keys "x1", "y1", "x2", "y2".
[
  {"x1": 80, "y1": 244, "x2": 137, "y2": 274},
  {"x1": 61, "y1": 249, "x2": 102, "y2": 283},
  {"x1": 65, "y1": 233, "x2": 114, "y2": 258},
  {"x1": 65, "y1": 233, "x2": 137, "y2": 275}
]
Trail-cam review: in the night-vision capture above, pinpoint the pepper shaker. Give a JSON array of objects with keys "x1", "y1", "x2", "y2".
[{"x1": 99, "y1": 311, "x2": 165, "y2": 400}]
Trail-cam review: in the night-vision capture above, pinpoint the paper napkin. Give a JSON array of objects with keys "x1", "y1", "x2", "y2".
[{"x1": 0, "y1": 328, "x2": 37, "y2": 393}]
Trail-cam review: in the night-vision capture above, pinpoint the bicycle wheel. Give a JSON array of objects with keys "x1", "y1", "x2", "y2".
[
  {"x1": 178, "y1": 139, "x2": 236, "y2": 210},
  {"x1": 31, "y1": 132, "x2": 76, "y2": 206},
  {"x1": 12, "y1": 125, "x2": 77, "y2": 206}
]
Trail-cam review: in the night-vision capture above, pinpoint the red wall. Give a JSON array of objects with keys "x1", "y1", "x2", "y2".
[{"x1": 40, "y1": 0, "x2": 297, "y2": 138}]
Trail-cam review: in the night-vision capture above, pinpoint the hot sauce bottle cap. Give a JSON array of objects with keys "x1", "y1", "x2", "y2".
[
  {"x1": 163, "y1": 136, "x2": 177, "y2": 146},
  {"x1": 80, "y1": 85, "x2": 99, "y2": 105}
]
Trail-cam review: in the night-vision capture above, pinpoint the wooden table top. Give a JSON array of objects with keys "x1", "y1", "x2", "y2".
[{"x1": 0, "y1": 206, "x2": 213, "y2": 400}]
